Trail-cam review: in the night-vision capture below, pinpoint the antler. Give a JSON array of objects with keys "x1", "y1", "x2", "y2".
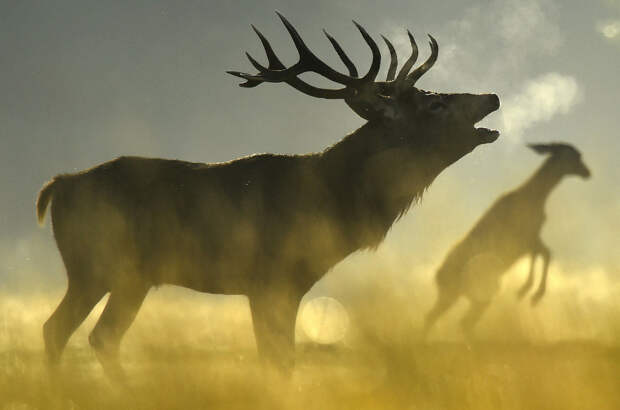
[
  {"x1": 323, "y1": 29, "x2": 358, "y2": 77},
  {"x1": 381, "y1": 35, "x2": 398, "y2": 81},
  {"x1": 227, "y1": 12, "x2": 380, "y2": 99},
  {"x1": 395, "y1": 31, "x2": 419, "y2": 83},
  {"x1": 405, "y1": 35, "x2": 438, "y2": 86},
  {"x1": 228, "y1": 13, "x2": 440, "y2": 120}
]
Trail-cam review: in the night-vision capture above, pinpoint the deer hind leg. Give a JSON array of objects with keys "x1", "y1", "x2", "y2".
[
  {"x1": 459, "y1": 253, "x2": 502, "y2": 339},
  {"x1": 517, "y1": 251, "x2": 538, "y2": 299},
  {"x1": 531, "y1": 243, "x2": 551, "y2": 306},
  {"x1": 43, "y1": 280, "x2": 107, "y2": 366},
  {"x1": 249, "y1": 291, "x2": 301, "y2": 377},
  {"x1": 460, "y1": 299, "x2": 490, "y2": 340},
  {"x1": 423, "y1": 286, "x2": 459, "y2": 339},
  {"x1": 89, "y1": 282, "x2": 149, "y2": 380}
]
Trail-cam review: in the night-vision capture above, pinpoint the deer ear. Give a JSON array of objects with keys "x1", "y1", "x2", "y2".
[
  {"x1": 527, "y1": 143, "x2": 554, "y2": 155},
  {"x1": 375, "y1": 95, "x2": 402, "y2": 120},
  {"x1": 346, "y1": 94, "x2": 401, "y2": 121}
]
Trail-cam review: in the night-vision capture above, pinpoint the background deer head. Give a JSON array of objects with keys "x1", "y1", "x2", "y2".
[{"x1": 528, "y1": 143, "x2": 591, "y2": 179}]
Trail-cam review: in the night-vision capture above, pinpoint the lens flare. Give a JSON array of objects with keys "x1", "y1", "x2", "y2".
[{"x1": 300, "y1": 296, "x2": 349, "y2": 344}]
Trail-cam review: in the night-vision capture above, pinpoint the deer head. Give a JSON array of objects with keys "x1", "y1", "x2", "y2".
[
  {"x1": 228, "y1": 12, "x2": 500, "y2": 166},
  {"x1": 528, "y1": 143, "x2": 591, "y2": 179}
]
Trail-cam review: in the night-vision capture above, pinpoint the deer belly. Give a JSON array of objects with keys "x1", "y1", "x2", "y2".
[
  {"x1": 141, "y1": 227, "x2": 258, "y2": 295},
  {"x1": 461, "y1": 252, "x2": 505, "y2": 301}
]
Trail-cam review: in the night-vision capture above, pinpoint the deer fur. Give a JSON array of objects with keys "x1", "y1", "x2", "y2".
[{"x1": 37, "y1": 14, "x2": 500, "y2": 376}]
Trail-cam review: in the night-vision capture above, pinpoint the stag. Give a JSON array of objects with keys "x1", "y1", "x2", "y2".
[
  {"x1": 37, "y1": 12, "x2": 499, "y2": 376},
  {"x1": 424, "y1": 143, "x2": 590, "y2": 339}
]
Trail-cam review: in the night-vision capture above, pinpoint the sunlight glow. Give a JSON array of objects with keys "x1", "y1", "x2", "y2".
[{"x1": 300, "y1": 297, "x2": 349, "y2": 344}]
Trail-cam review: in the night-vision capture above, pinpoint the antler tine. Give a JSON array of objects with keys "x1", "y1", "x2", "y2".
[
  {"x1": 352, "y1": 21, "x2": 381, "y2": 83},
  {"x1": 407, "y1": 34, "x2": 438, "y2": 85},
  {"x1": 227, "y1": 12, "x2": 382, "y2": 100},
  {"x1": 246, "y1": 52, "x2": 267, "y2": 72},
  {"x1": 227, "y1": 24, "x2": 356, "y2": 98},
  {"x1": 251, "y1": 25, "x2": 286, "y2": 70},
  {"x1": 225, "y1": 25, "x2": 287, "y2": 88},
  {"x1": 275, "y1": 11, "x2": 356, "y2": 85},
  {"x1": 226, "y1": 70, "x2": 263, "y2": 88},
  {"x1": 323, "y1": 29, "x2": 358, "y2": 77},
  {"x1": 381, "y1": 35, "x2": 397, "y2": 81},
  {"x1": 227, "y1": 68, "x2": 356, "y2": 98},
  {"x1": 236, "y1": 25, "x2": 287, "y2": 88},
  {"x1": 395, "y1": 30, "x2": 418, "y2": 83}
]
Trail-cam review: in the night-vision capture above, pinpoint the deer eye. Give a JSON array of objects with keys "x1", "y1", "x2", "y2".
[{"x1": 429, "y1": 101, "x2": 447, "y2": 113}]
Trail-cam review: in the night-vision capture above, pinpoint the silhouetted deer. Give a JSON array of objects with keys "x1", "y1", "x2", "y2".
[
  {"x1": 37, "y1": 13, "x2": 500, "y2": 376},
  {"x1": 424, "y1": 143, "x2": 590, "y2": 339}
]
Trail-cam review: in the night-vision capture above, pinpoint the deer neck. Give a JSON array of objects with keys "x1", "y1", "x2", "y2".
[
  {"x1": 320, "y1": 122, "x2": 444, "y2": 248},
  {"x1": 519, "y1": 159, "x2": 565, "y2": 205}
]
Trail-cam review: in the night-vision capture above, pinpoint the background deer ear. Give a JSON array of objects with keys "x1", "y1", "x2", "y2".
[{"x1": 528, "y1": 143, "x2": 555, "y2": 155}]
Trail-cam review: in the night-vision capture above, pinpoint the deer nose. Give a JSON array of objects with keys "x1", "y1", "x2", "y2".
[
  {"x1": 470, "y1": 93, "x2": 500, "y2": 123},
  {"x1": 486, "y1": 94, "x2": 500, "y2": 110},
  {"x1": 581, "y1": 164, "x2": 591, "y2": 179}
]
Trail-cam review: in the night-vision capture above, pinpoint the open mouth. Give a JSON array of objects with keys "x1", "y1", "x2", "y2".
[
  {"x1": 475, "y1": 127, "x2": 500, "y2": 143},
  {"x1": 473, "y1": 96, "x2": 501, "y2": 143}
]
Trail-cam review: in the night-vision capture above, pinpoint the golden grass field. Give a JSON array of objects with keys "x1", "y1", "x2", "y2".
[
  {"x1": 1, "y1": 280, "x2": 619, "y2": 410},
  {"x1": 1, "y1": 340, "x2": 618, "y2": 410}
]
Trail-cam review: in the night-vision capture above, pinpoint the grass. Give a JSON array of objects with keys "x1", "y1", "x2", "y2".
[
  {"x1": 2, "y1": 273, "x2": 619, "y2": 410},
  {"x1": 1, "y1": 339, "x2": 618, "y2": 410}
]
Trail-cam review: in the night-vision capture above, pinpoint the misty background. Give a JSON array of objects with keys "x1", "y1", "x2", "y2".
[{"x1": 1, "y1": 0, "x2": 619, "y2": 347}]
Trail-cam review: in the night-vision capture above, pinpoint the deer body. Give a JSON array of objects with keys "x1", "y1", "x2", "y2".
[
  {"x1": 424, "y1": 143, "x2": 590, "y2": 338},
  {"x1": 38, "y1": 13, "x2": 500, "y2": 376}
]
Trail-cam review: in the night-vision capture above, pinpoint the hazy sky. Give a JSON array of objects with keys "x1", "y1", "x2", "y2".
[{"x1": 1, "y1": 0, "x2": 618, "y2": 300}]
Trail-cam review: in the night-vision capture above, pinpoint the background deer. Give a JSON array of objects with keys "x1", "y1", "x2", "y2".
[
  {"x1": 424, "y1": 143, "x2": 590, "y2": 339},
  {"x1": 37, "y1": 12, "x2": 499, "y2": 376}
]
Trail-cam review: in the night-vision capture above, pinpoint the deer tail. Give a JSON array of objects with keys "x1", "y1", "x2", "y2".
[{"x1": 36, "y1": 176, "x2": 62, "y2": 226}]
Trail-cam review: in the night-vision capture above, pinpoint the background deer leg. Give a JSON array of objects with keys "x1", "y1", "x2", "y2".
[
  {"x1": 249, "y1": 289, "x2": 302, "y2": 377},
  {"x1": 460, "y1": 299, "x2": 490, "y2": 340},
  {"x1": 43, "y1": 278, "x2": 106, "y2": 366},
  {"x1": 517, "y1": 251, "x2": 538, "y2": 299},
  {"x1": 89, "y1": 282, "x2": 149, "y2": 381},
  {"x1": 531, "y1": 243, "x2": 551, "y2": 305},
  {"x1": 424, "y1": 286, "x2": 459, "y2": 339}
]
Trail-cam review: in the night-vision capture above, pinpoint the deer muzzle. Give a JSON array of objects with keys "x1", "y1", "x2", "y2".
[{"x1": 472, "y1": 93, "x2": 500, "y2": 144}]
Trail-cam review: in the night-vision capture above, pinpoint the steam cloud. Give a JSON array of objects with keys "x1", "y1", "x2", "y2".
[
  {"x1": 501, "y1": 73, "x2": 581, "y2": 141},
  {"x1": 383, "y1": 0, "x2": 563, "y2": 88},
  {"x1": 597, "y1": 20, "x2": 620, "y2": 39},
  {"x1": 384, "y1": 0, "x2": 578, "y2": 143}
]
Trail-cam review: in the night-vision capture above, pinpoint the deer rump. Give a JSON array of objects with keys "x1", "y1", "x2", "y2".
[{"x1": 38, "y1": 154, "x2": 358, "y2": 295}]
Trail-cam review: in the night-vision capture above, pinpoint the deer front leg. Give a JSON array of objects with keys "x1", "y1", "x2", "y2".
[
  {"x1": 249, "y1": 289, "x2": 302, "y2": 377},
  {"x1": 517, "y1": 251, "x2": 538, "y2": 299},
  {"x1": 531, "y1": 242, "x2": 551, "y2": 306}
]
